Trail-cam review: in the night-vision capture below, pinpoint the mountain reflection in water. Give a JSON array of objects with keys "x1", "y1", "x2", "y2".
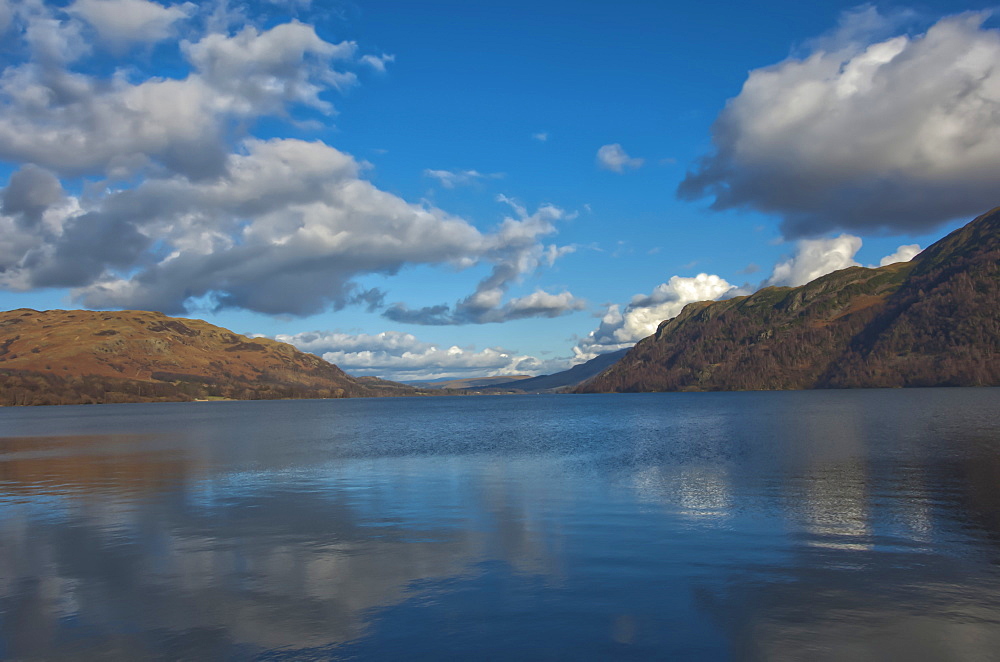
[{"x1": 1, "y1": 389, "x2": 999, "y2": 660}]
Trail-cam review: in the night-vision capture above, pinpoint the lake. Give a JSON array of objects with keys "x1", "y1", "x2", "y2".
[{"x1": 1, "y1": 389, "x2": 1000, "y2": 660}]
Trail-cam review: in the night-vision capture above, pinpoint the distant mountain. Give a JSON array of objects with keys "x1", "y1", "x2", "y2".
[
  {"x1": 481, "y1": 348, "x2": 630, "y2": 393},
  {"x1": 0, "y1": 309, "x2": 430, "y2": 405},
  {"x1": 578, "y1": 207, "x2": 1000, "y2": 393},
  {"x1": 408, "y1": 375, "x2": 532, "y2": 389}
]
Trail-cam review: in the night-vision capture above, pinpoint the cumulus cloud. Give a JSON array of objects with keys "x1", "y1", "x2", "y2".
[
  {"x1": 383, "y1": 197, "x2": 584, "y2": 325},
  {"x1": 69, "y1": 0, "x2": 192, "y2": 48},
  {"x1": 1, "y1": 140, "x2": 583, "y2": 319},
  {"x1": 679, "y1": 8, "x2": 1000, "y2": 237},
  {"x1": 273, "y1": 329, "x2": 551, "y2": 381},
  {"x1": 0, "y1": 7, "x2": 580, "y2": 321},
  {"x1": 181, "y1": 20, "x2": 359, "y2": 104},
  {"x1": 1, "y1": 138, "x2": 486, "y2": 312},
  {"x1": 596, "y1": 143, "x2": 644, "y2": 172},
  {"x1": 22, "y1": 10, "x2": 90, "y2": 63},
  {"x1": 423, "y1": 168, "x2": 503, "y2": 189},
  {"x1": 573, "y1": 273, "x2": 735, "y2": 361},
  {"x1": 0, "y1": 12, "x2": 360, "y2": 179},
  {"x1": 764, "y1": 234, "x2": 862, "y2": 287},
  {"x1": 879, "y1": 244, "x2": 922, "y2": 266}
]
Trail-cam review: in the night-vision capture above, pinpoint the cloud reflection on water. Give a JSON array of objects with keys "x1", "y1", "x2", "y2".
[{"x1": 0, "y1": 390, "x2": 999, "y2": 658}]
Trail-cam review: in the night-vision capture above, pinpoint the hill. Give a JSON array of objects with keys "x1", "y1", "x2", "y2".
[
  {"x1": 478, "y1": 348, "x2": 630, "y2": 393},
  {"x1": 0, "y1": 309, "x2": 429, "y2": 405},
  {"x1": 577, "y1": 207, "x2": 1000, "y2": 393}
]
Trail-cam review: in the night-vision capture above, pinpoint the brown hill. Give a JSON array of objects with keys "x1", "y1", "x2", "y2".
[
  {"x1": 0, "y1": 309, "x2": 428, "y2": 405},
  {"x1": 577, "y1": 207, "x2": 1000, "y2": 393},
  {"x1": 822, "y1": 206, "x2": 1000, "y2": 387}
]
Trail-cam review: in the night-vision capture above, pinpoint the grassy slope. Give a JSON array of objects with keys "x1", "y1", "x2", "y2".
[{"x1": 0, "y1": 309, "x2": 428, "y2": 405}]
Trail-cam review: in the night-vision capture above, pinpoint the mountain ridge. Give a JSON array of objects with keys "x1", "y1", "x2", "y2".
[
  {"x1": 577, "y1": 207, "x2": 1000, "y2": 393},
  {"x1": 0, "y1": 309, "x2": 430, "y2": 405},
  {"x1": 476, "y1": 348, "x2": 631, "y2": 393}
]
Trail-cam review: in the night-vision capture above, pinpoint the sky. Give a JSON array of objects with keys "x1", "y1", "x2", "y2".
[{"x1": 1, "y1": 0, "x2": 998, "y2": 381}]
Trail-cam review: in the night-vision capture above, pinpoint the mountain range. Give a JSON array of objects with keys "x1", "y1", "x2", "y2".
[
  {"x1": 476, "y1": 348, "x2": 631, "y2": 393},
  {"x1": 2, "y1": 207, "x2": 997, "y2": 405},
  {"x1": 577, "y1": 207, "x2": 1000, "y2": 393}
]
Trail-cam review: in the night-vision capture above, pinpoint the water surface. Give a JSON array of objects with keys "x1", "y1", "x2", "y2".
[{"x1": 2, "y1": 389, "x2": 999, "y2": 659}]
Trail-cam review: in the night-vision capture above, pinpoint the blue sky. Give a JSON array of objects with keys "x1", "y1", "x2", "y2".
[{"x1": 1, "y1": 0, "x2": 998, "y2": 380}]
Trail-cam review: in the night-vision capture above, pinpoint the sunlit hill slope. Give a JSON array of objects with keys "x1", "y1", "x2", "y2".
[{"x1": 0, "y1": 310, "x2": 427, "y2": 405}]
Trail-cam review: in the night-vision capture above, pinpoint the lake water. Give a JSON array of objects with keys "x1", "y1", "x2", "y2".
[{"x1": 1, "y1": 389, "x2": 1000, "y2": 660}]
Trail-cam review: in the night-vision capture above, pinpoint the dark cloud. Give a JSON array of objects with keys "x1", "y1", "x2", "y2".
[
  {"x1": 383, "y1": 303, "x2": 452, "y2": 325},
  {"x1": 28, "y1": 211, "x2": 152, "y2": 289},
  {"x1": 349, "y1": 288, "x2": 387, "y2": 313},
  {"x1": 1, "y1": 165, "x2": 64, "y2": 227},
  {"x1": 384, "y1": 289, "x2": 583, "y2": 326}
]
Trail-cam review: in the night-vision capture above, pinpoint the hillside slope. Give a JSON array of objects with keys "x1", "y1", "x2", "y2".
[
  {"x1": 480, "y1": 348, "x2": 630, "y2": 393},
  {"x1": 823, "y1": 207, "x2": 1000, "y2": 387},
  {"x1": 0, "y1": 309, "x2": 427, "y2": 405},
  {"x1": 409, "y1": 376, "x2": 532, "y2": 389},
  {"x1": 578, "y1": 207, "x2": 1000, "y2": 393}
]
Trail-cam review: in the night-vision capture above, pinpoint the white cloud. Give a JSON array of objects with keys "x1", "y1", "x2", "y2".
[
  {"x1": 765, "y1": 235, "x2": 862, "y2": 287},
  {"x1": 499, "y1": 289, "x2": 582, "y2": 319},
  {"x1": 384, "y1": 197, "x2": 583, "y2": 325},
  {"x1": 71, "y1": 139, "x2": 490, "y2": 314},
  {"x1": 596, "y1": 143, "x2": 644, "y2": 172},
  {"x1": 423, "y1": 168, "x2": 502, "y2": 189},
  {"x1": 360, "y1": 53, "x2": 394, "y2": 72},
  {"x1": 679, "y1": 9, "x2": 1000, "y2": 237},
  {"x1": 532, "y1": 132, "x2": 548, "y2": 142},
  {"x1": 879, "y1": 243, "x2": 922, "y2": 266},
  {"x1": 181, "y1": 20, "x2": 359, "y2": 108},
  {"x1": 542, "y1": 243, "x2": 576, "y2": 266},
  {"x1": 69, "y1": 0, "x2": 192, "y2": 48},
  {"x1": 0, "y1": 5, "x2": 579, "y2": 325},
  {"x1": 573, "y1": 273, "x2": 735, "y2": 361},
  {"x1": 274, "y1": 329, "x2": 550, "y2": 381},
  {"x1": 0, "y1": 16, "x2": 363, "y2": 179},
  {"x1": 1, "y1": 139, "x2": 581, "y2": 319},
  {"x1": 24, "y1": 13, "x2": 90, "y2": 63}
]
